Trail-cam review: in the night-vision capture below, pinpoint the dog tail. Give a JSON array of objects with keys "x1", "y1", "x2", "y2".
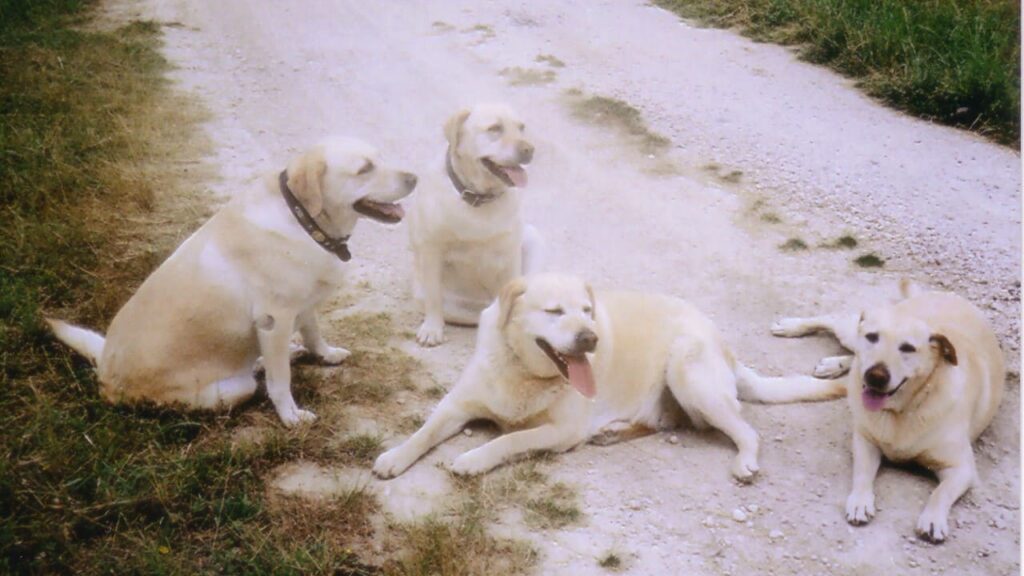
[
  {"x1": 46, "y1": 318, "x2": 105, "y2": 365},
  {"x1": 734, "y1": 363, "x2": 845, "y2": 404}
]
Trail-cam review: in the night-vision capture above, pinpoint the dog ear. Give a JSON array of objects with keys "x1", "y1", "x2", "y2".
[
  {"x1": 929, "y1": 334, "x2": 958, "y2": 366},
  {"x1": 585, "y1": 283, "x2": 597, "y2": 319},
  {"x1": 498, "y1": 277, "x2": 528, "y2": 327},
  {"x1": 287, "y1": 147, "x2": 327, "y2": 217},
  {"x1": 444, "y1": 109, "x2": 471, "y2": 149}
]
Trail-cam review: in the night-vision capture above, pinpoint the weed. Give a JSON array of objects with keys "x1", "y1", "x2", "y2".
[
  {"x1": 759, "y1": 212, "x2": 781, "y2": 224},
  {"x1": 779, "y1": 237, "x2": 808, "y2": 251},
  {"x1": 500, "y1": 67, "x2": 557, "y2": 86},
  {"x1": 823, "y1": 234, "x2": 858, "y2": 249},
  {"x1": 535, "y1": 54, "x2": 566, "y2": 68},
  {"x1": 567, "y1": 94, "x2": 671, "y2": 154},
  {"x1": 854, "y1": 253, "x2": 885, "y2": 268},
  {"x1": 599, "y1": 552, "x2": 623, "y2": 570}
]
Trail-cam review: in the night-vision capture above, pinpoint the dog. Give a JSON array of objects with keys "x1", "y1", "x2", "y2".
[
  {"x1": 407, "y1": 103, "x2": 543, "y2": 347},
  {"x1": 771, "y1": 280, "x2": 1005, "y2": 542},
  {"x1": 374, "y1": 273, "x2": 842, "y2": 480},
  {"x1": 48, "y1": 137, "x2": 417, "y2": 427}
]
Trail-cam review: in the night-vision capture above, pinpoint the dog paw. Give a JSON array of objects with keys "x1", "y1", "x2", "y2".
[
  {"x1": 814, "y1": 355, "x2": 852, "y2": 379},
  {"x1": 731, "y1": 455, "x2": 760, "y2": 483},
  {"x1": 916, "y1": 508, "x2": 949, "y2": 543},
  {"x1": 845, "y1": 491, "x2": 876, "y2": 525},
  {"x1": 450, "y1": 450, "x2": 494, "y2": 477},
  {"x1": 770, "y1": 318, "x2": 811, "y2": 338},
  {"x1": 317, "y1": 345, "x2": 351, "y2": 365},
  {"x1": 373, "y1": 446, "x2": 412, "y2": 479},
  {"x1": 416, "y1": 321, "x2": 445, "y2": 347},
  {"x1": 279, "y1": 407, "x2": 318, "y2": 428}
]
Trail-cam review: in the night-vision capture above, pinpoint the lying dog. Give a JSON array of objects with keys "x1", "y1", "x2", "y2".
[
  {"x1": 48, "y1": 137, "x2": 417, "y2": 426},
  {"x1": 374, "y1": 273, "x2": 842, "y2": 480},
  {"x1": 407, "y1": 103, "x2": 543, "y2": 346},
  {"x1": 771, "y1": 280, "x2": 1005, "y2": 542}
]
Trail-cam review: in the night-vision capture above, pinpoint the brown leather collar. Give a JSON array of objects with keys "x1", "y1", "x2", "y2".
[
  {"x1": 446, "y1": 149, "x2": 503, "y2": 207},
  {"x1": 279, "y1": 170, "x2": 351, "y2": 262}
]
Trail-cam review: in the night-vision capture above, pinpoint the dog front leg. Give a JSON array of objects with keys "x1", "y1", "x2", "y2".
[
  {"x1": 416, "y1": 248, "x2": 446, "y2": 346},
  {"x1": 297, "y1": 308, "x2": 350, "y2": 365},
  {"x1": 845, "y1": 429, "x2": 882, "y2": 525},
  {"x1": 257, "y1": 312, "x2": 315, "y2": 427},
  {"x1": 373, "y1": 397, "x2": 473, "y2": 478},
  {"x1": 916, "y1": 452, "x2": 976, "y2": 543},
  {"x1": 450, "y1": 424, "x2": 584, "y2": 476}
]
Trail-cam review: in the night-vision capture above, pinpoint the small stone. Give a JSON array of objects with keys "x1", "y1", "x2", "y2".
[
  {"x1": 463, "y1": 428, "x2": 473, "y2": 437},
  {"x1": 748, "y1": 504, "x2": 760, "y2": 514},
  {"x1": 668, "y1": 435, "x2": 679, "y2": 444},
  {"x1": 732, "y1": 509, "x2": 748, "y2": 522}
]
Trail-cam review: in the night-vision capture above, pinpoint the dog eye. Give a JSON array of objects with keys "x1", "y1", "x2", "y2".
[
  {"x1": 487, "y1": 124, "x2": 503, "y2": 134},
  {"x1": 357, "y1": 161, "x2": 374, "y2": 175},
  {"x1": 544, "y1": 307, "x2": 564, "y2": 316},
  {"x1": 865, "y1": 332, "x2": 879, "y2": 343},
  {"x1": 582, "y1": 306, "x2": 592, "y2": 315},
  {"x1": 899, "y1": 343, "x2": 916, "y2": 353}
]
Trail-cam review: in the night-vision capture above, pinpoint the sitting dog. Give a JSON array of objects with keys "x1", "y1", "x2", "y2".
[
  {"x1": 407, "y1": 103, "x2": 543, "y2": 346},
  {"x1": 771, "y1": 280, "x2": 1005, "y2": 542},
  {"x1": 48, "y1": 137, "x2": 417, "y2": 426},
  {"x1": 374, "y1": 273, "x2": 842, "y2": 479}
]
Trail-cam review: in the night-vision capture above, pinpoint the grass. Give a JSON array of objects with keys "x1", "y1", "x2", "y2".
[
  {"x1": 535, "y1": 54, "x2": 566, "y2": 68},
  {"x1": 566, "y1": 92, "x2": 671, "y2": 154},
  {"x1": 779, "y1": 237, "x2": 809, "y2": 251},
  {"x1": 598, "y1": 552, "x2": 623, "y2": 570},
  {"x1": 823, "y1": 234, "x2": 858, "y2": 249},
  {"x1": 500, "y1": 67, "x2": 557, "y2": 86},
  {"x1": 655, "y1": 0, "x2": 1021, "y2": 145},
  {"x1": 854, "y1": 253, "x2": 886, "y2": 268}
]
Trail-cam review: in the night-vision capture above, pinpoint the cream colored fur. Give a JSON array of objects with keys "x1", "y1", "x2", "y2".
[
  {"x1": 48, "y1": 137, "x2": 417, "y2": 427},
  {"x1": 374, "y1": 274, "x2": 841, "y2": 479},
  {"x1": 407, "y1": 103, "x2": 543, "y2": 347},
  {"x1": 771, "y1": 280, "x2": 1005, "y2": 542}
]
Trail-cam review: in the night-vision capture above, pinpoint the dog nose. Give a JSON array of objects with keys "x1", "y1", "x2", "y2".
[
  {"x1": 575, "y1": 329, "x2": 598, "y2": 353},
  {"x1": 517, "y1": 142, "x2": 534, "y2": 164},
  {"x1": 864, "y1": 363, "x2": 890, "y2": 390},
  {"x1": 401, "y1": 172, "x2": 418, "y2": 190}
]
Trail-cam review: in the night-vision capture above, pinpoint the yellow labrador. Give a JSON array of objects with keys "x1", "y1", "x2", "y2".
[
  {"x1": 771, "y1": 280, "x2": 1005, "y2": 542},
  {"x1": 48, "y1": 137, "x2": 417, "y2": 426},
  {"x1": 374, "y1": 273, "x2": 841, "y2": 480},
  {"x1": 407, "y1": 103, "x2": 543, "y2": 347}
]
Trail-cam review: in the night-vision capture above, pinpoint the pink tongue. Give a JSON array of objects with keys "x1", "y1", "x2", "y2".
[
  {"x1": 502, "y1": 165, "x2": 528, "y2": 187},
  {"x1": 862, "y1": 389, "x2": 886, "y2": 411},
  {"x1": 566, "y1": 357, "x2": 596, "y2": 399}
]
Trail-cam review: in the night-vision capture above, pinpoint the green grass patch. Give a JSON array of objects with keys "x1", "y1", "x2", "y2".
[
  {"x1": 535, "y1": 53, "x2": 566, "y2": 68},
  {"x1": 500, "y1": 67, "x2": 557, "y2": 86},
  {"x1": 598, "y1": 551, "x2": 623, "y2": 570},
  {"x1": 655, "y1": 0, "x2": 1021, "y2": 144},
  {"x1": 854, "y1": 253, "x2": 886, "y2": 268}
]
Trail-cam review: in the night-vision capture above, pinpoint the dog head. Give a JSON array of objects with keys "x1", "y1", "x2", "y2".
[
  {"x1": 853, "y1": 305, "x2": 957, "y2": 413},
  {"x1": 445, "y1": 103, "x2": 534, "y2": 192},
  {"x1": 287, "y1": 136, "x2": 417, "y2": 230},
  {"x1": 498, "y1": 274, "x2": 599, "y2": 398}
]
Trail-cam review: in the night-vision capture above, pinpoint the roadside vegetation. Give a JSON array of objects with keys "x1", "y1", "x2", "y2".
[
  {"x1": 656, "y1": 0, "x2": 1021, "y2": 145},
  {"x1": 0, "y1": 2, "x2": 537, "y2": 574}
]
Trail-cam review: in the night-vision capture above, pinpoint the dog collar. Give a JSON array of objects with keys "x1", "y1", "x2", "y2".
[
  {"x1": 446, "y1": 150, "x2": 503, "y2": 207},
  {"x1": 279, "y1": 170, "x2": 351, "y2": 262}
]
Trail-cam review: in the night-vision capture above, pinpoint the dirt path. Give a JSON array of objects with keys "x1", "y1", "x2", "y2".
[{"x1": 118, "y1": 0, "x2": 1019, "y2": 573}]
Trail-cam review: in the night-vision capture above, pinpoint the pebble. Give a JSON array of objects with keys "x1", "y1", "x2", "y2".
[
  {"x1": 463, "y1": 428, "x2": 473, "y2": 437},
  {"x1": 668, "y1": 435, "x2": 679, "y2": 445},
  {"x1": 732, "y1": 509, "x2": 748, "y2": 522},
  {"x1": 747, "y1": 505, "x2": 760, "y2": 514},
  {"x1": 769, "y1": 529, "x2": 784, "y2": 540}
]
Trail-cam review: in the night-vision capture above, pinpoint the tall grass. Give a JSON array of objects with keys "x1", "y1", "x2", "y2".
[{"x1": 656, "y1": 0, "x2": 1021, "y2": 144}]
